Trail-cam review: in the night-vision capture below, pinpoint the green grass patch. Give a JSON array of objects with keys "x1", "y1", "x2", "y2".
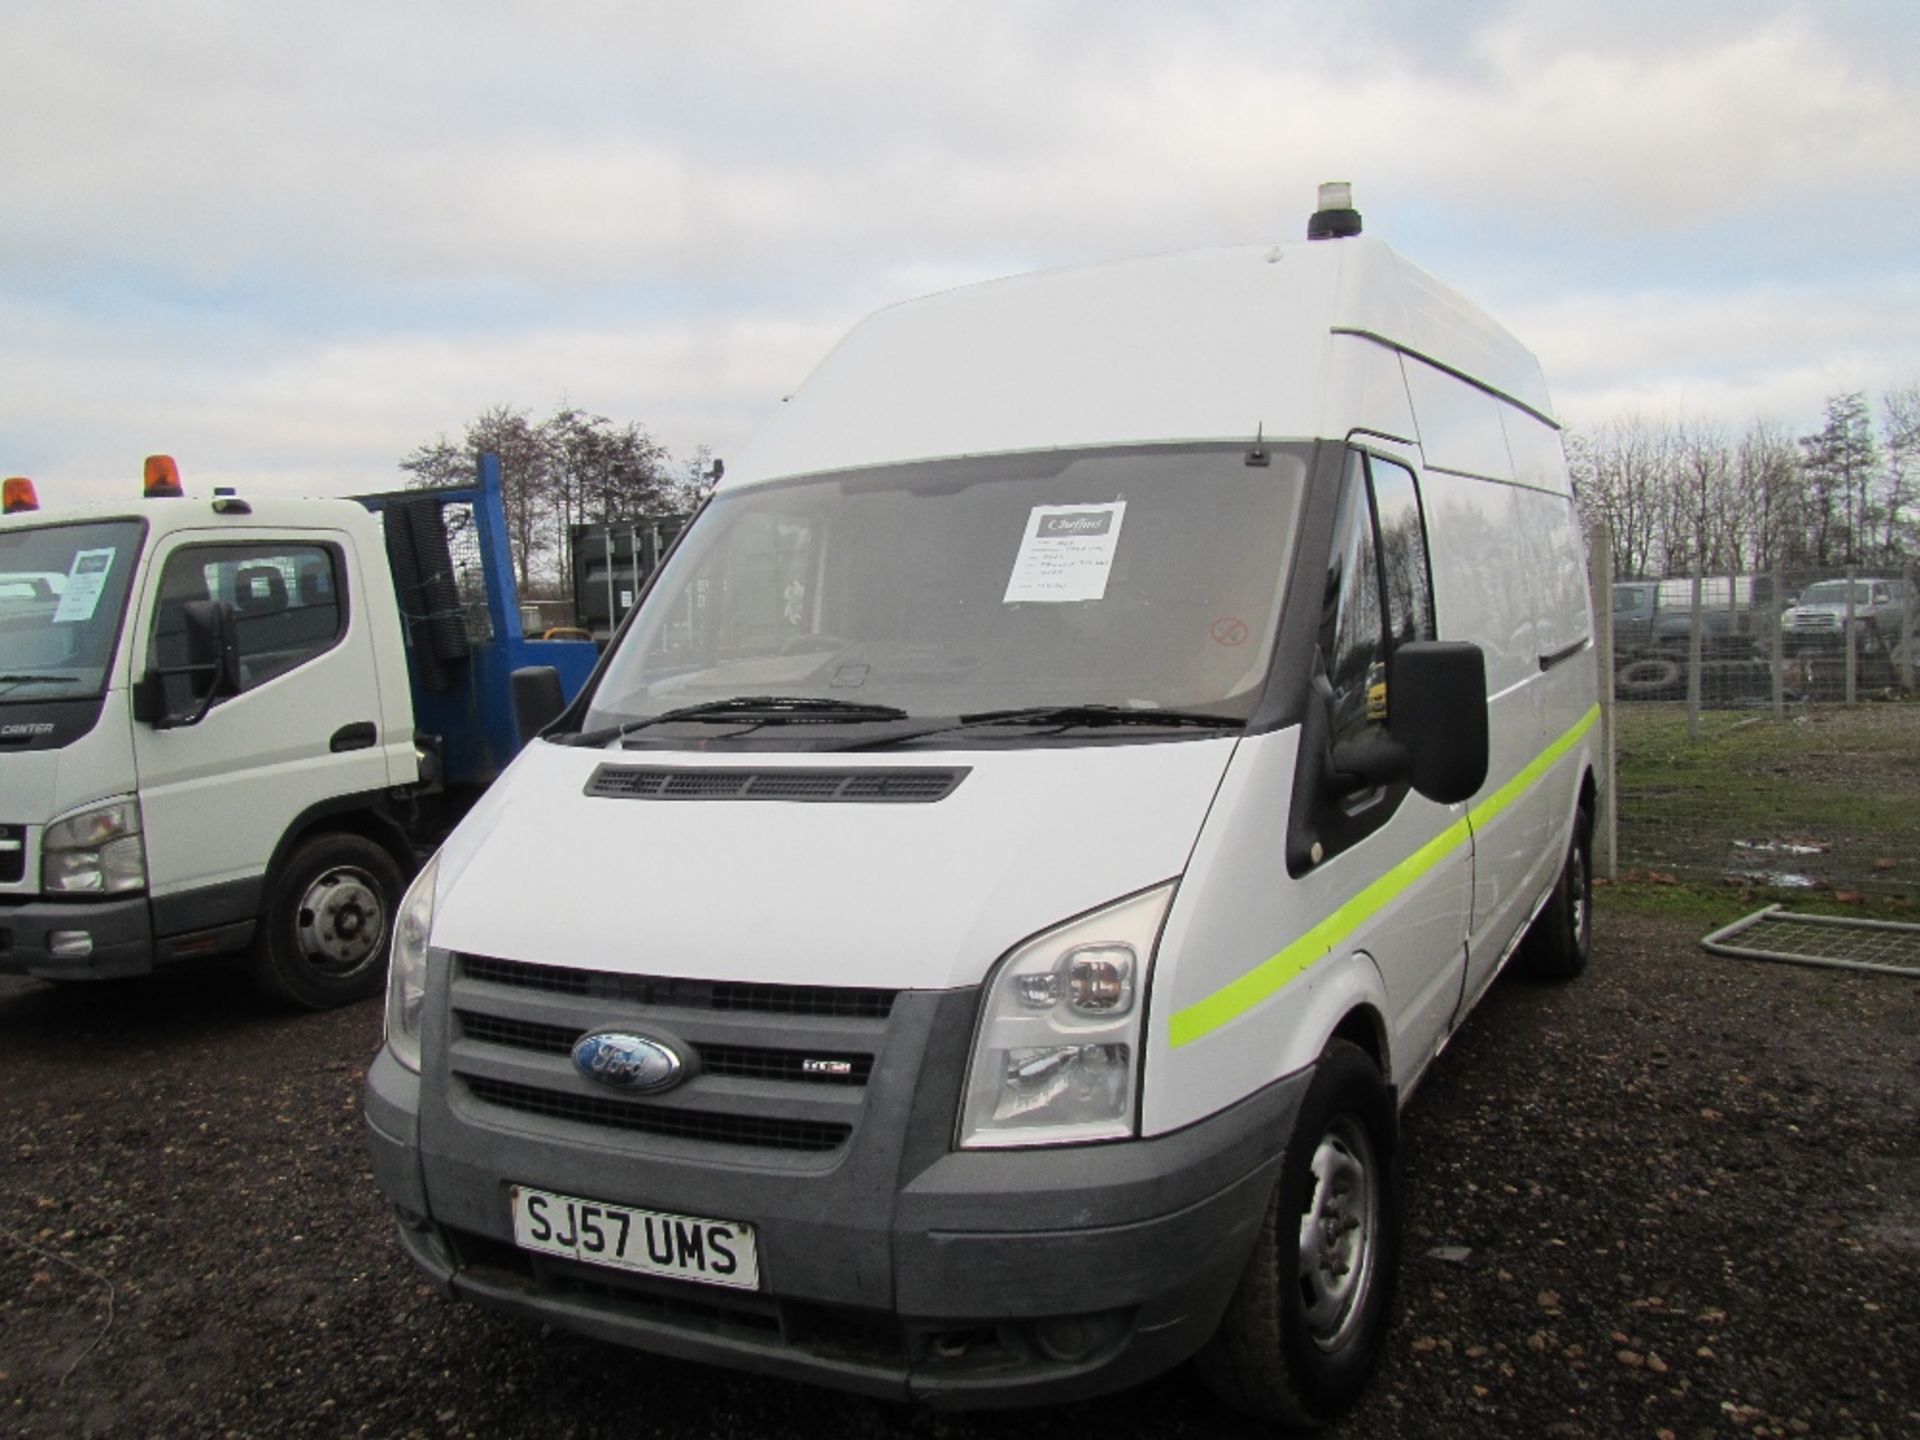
[
  {"x1": 1598, "y1": 876, "x2": 1918, "y2": 927},
  {"x1": 1609, "y1": 698, "x2": 1920, "y2": 912}
]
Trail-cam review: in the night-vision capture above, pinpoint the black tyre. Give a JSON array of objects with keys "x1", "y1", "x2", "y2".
[
  {"x1": 1615, "y1": 657, "x2": 1681, "y2": 699},
  {"x1": 251, "y1": 832, "x2": 404, "y2": 1009},
  {"x1": 1198, "y1": 1040, "x2": 1401, "y2": 1428},
  {"x1": 1519, "y1": 807, "x2": 1592, "y2": 980}
]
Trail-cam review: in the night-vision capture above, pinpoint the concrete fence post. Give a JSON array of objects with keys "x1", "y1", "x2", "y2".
[{"x1": 1588, "y1": 521, "x2": 1617, "y2": 881}]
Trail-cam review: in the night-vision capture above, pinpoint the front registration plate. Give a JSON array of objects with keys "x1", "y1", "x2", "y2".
[{"x1": 509, "y1": 1185, "x2": 760, "y2": 1290}]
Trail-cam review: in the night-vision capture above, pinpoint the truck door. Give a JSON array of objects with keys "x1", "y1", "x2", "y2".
[{"x1": 129, "y1": 531, "x2": 390, "y2": 934}]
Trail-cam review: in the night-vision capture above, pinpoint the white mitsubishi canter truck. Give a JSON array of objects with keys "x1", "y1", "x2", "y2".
[{"x1": 366, "y1": 186, "x2": 1600, "y2": 1424}]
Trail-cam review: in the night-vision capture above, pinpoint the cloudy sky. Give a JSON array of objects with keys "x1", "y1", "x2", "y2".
[{"x1": 4, "y1": 0, "x2": 1917, "y2": 502}]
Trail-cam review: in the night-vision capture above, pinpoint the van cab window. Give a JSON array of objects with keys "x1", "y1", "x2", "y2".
[
  {"x1": 150, "y1": 543, "x2": 345, "y2": 706},
  {"x1": 1320, "y1": 452, "x2": 1435, "y2": 747}
]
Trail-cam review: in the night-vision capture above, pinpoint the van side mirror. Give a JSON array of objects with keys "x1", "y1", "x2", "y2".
[
  {"x1": 1385, "y1": 641, "x2": 1489, "y2": 803},
  {"x1": 511, "y1": 665, "x2": 567, "y2": 745},
  {"x1": 1325, "y1": 642, "x2": 1489, "y2": 805},
  {"x1": 134, "y1": 599, "x2": 242, "y2": 728}
]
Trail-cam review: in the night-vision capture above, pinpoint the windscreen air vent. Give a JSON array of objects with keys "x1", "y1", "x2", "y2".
[{"x1": 584, "y1": 765, "x2": 968, "y2": 804}]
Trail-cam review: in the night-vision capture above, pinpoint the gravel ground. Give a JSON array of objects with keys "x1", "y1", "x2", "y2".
[{"x1": 3, "y1": 909, "x2": 1916, "y2": 1439}]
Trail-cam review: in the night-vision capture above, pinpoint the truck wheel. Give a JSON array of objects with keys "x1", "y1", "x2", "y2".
[
  {"x1": 1198, "y1": 1040, "x2": 1400, "y2": 1427},
  {"x1": 1615, "y1": 657, "x2": 1680, "y2": 698},
  {"x1": 1519, "y1": 808, "x2": 1592, "y2": 981},
  {"x1": 251, "y1": 833, "x2": 404, "y2": 1009}
]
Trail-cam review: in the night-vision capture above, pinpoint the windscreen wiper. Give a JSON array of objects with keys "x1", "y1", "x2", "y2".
[
  {"x1": 835, "y1": 703, "x2": 1244, "y2": 751},
  {"x1": 0, "y1": 674, "x2": 72, "y2": 696},
  {"x1": 563, "y1": 696, "x2": 911, "y2": 748}
]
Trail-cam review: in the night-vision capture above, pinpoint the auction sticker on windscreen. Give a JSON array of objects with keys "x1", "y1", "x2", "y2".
[
  {"x1": 509, "y1": 1185, "x2": 761, "y2": 1290},
  {"x1": 52, "y1": 548, "x2": 115, "y2": 624},
  {"x1": 1003, "y1": 501, "x2": 1126, "y2": 603}
]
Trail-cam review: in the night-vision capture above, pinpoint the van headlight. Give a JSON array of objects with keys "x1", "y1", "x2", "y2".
[
  {"x1": 385, "y1": 852, "x2": 442, "y2": 1073},
  {"x1": 43, "y1": 799, "x2": 146, "y2": 894},
  {"x1": 958, "y1": 882, "x2": 1176, "y2": 1149}
]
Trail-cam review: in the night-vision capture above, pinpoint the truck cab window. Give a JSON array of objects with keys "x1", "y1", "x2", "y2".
[{"x1": 150, "y1": 543, "x2": 346, "y2": 704}]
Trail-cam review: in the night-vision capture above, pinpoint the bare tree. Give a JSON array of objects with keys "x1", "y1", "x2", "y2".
[
  {"x1": 1734, "y1": 420, "x2": 1801, "y2": 572},
  {"x1": 1571, "y1": 414, "x2": 1673, "y2": 577},
  {"x1": 1878, "y1": 383, "x2": 1920, "y2": 560},
  {"x1": 402, "y1": 404, "x2": 687, "y2": 591}
]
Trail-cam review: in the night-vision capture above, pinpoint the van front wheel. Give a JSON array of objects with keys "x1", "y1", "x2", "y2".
[
  {"x1": 1198, "y1": 1040, "x2": 1400, "y2": 1427},
  {"x1": 251, "y1": 833, "x2": 404, "y2": 1009}
]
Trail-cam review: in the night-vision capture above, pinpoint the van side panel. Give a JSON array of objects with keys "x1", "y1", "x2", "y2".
[
  {"x1": 1319, "y1": 334, "x2": 1419, "y2": 446},
  {"x1": 1419, "y1": 467, "x2": 1549, "y2": 979},
  {"x1": 1402, "y1": 358, "x2": 1515, "y2": 483},
  {"x1": 1145, "y1": 728, "x2": 1470, "y2": 1136}
]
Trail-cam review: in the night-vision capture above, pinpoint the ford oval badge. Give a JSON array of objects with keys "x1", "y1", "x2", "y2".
[{"x1": 571, "y1": 1030, "x2": 685, "y2": 1094}]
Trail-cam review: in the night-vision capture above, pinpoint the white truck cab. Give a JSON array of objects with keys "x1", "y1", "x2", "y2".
[
  {"x1": 366, "y1": 187, "x2": 1600, "y2": 1421},
  {"x1": 0, "y1": 460, "x2": 595, "y2": 1006}
]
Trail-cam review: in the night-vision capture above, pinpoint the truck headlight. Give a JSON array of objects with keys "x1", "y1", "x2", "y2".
[
  {"x1": 43, "y1": 800, "x2": 146, "y2": 894},
  {"x1": 959, "y1": 882, "x2": 1176, "y2": 1149},
  {"x1": 385, "y1": 852, "x2": 442, "y2": 1073}
]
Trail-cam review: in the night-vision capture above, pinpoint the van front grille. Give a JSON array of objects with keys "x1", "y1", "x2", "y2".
[
  {"x1": 455, "y1": 1011, "x2": 874, "y2": 1086},
  {"x1": 446, "y1": 953, "x2": 890, "y2": 1156},
  {"x1": 464, "y1": 1077, "x2": 852, "y2": 1153},
  {"x1": 461, "y1": 955, "x2": 897, "y2": 1019}
]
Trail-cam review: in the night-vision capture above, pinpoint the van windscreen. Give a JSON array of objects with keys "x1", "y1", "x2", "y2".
[{"x1": 585, "y1": 444, "x2": 1307, "y2": 735}]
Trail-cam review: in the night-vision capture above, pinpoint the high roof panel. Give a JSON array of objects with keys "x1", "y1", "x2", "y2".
[{"x1": 725, "y1": 238, "x2": 1553, "y2": 489}]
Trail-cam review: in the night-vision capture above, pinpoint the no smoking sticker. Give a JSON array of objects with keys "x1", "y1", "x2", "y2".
[{"x1": 1210, "y1": 617, "x2": 1249, "y2": 646}]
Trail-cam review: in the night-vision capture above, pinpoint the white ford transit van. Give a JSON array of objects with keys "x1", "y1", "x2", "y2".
[{"x1": 366, "y1": 186, "x2": 1600, "y2": 1423}]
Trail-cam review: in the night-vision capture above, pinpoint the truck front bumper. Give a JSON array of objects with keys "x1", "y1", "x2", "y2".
[
  {"x1": 0, "y1": 896, "x2": 153, "y2": 979},
  {"x1": 366, "y1": 1038, "x2": 1309, "y2": 1408}
]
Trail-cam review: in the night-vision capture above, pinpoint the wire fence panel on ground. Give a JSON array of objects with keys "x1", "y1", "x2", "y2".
[{"x1": 1702, "y1": 905, "x2": 1920, "y2": 976}]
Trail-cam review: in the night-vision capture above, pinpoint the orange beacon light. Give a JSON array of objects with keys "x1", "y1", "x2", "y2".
[
  {"x1": 144, "y1": 454, "x2": 184, "y2": 498},
  {"x1": 2, "y1": 477, "x2": 38, "y2": 513}
]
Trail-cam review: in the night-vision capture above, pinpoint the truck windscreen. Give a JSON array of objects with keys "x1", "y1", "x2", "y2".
[
  {"x1": 0, "y1": 519, "x2": 146, "y2": 702},
  {"x1": 586, "y1": 444, "x2": 1307, "y2": 732}
]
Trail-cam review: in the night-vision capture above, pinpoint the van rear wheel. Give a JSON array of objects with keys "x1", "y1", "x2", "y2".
[
  {"x1": 1519, "y1": 808, "x2": 1592, "y2": 980},
  {"x1": 251, "y1": 833, "x2": 403, "y2": 1009},
  {"x1": 1198, "y1": 1040, "x2": 1400, "y2": 1427}
]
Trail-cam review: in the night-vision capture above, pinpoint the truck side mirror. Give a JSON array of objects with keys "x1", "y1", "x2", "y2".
[
  {"x1": 134, "y1": 599, "x2": 242, "y2": 728},
  {"x1": 1385, "y1": 641, "x2": 1489, "y2": 804},
  {"x1": 511, "y1": 665, "x2": 567, "y2": 745}
]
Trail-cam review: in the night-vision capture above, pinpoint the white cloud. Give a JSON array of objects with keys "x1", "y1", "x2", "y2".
[
  {"x1": 1512, "y1": 274, "x2": 1920, "y2": 432},
  {"x1": 2, "y1": 0, "x2": 1918, "y2": 497},
  {"x1": 0, "y1": 297, "x2": 843, "y2": 502}
]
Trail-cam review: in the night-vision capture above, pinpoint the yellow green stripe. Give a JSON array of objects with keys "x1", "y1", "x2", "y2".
[{"x1": 1167, "y1": 703, "x2": 1600, "y2": 1050}]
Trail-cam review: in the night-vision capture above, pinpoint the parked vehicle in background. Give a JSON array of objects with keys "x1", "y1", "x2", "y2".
[
  {"x1": 1612, "y1": 581, "x2": 1658, "y2": 655},
  {"x1": 0, "y1": 455, "x2": 595, "y2": 1006},
  {"x1": 366, "y1": 184, "x2": 1600, "y2": 1423},
  {"x1": 571, "y1": 514, "x2": 689, "y2": 646},
  {"x1": 1779, "y1": 577, "x2": 1907, "y2": 656}
]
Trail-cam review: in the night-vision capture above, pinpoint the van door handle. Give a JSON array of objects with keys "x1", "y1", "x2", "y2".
[
  {"x1": 330, "y1": 721, "x2": 378, "y2": 752},
  {"x1": 1538, "y1": 638, "x2": 1590, "y2": 672}
]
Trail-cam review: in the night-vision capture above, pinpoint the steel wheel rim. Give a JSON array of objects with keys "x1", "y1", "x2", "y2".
[
  {"x1": 1571, "y1": 840, "x2": 1591, "y2": 956},
  {"x1": 295, "y1": 866, "x2": 387, "y2": 978},
  {"x1": 1295, "y1": 1113, "x2": 1380, "y2": 1353}
]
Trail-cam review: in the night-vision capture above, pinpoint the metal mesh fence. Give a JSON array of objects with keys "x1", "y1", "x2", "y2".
[
  {"x1": 1596, "y1": 536, "x2": 1920, "y2": 900},
  {"x1": 436, "y1": 500, "x2": 493, "y2": 646}
]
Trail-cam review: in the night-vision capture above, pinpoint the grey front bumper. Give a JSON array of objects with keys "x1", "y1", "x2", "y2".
[
  {"x1": 365, "y1": 1038, "x2": 1308, "y2": 1408},
  {"x1": 0, "y1": 895, "x2": 153, "y2": 979}
]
